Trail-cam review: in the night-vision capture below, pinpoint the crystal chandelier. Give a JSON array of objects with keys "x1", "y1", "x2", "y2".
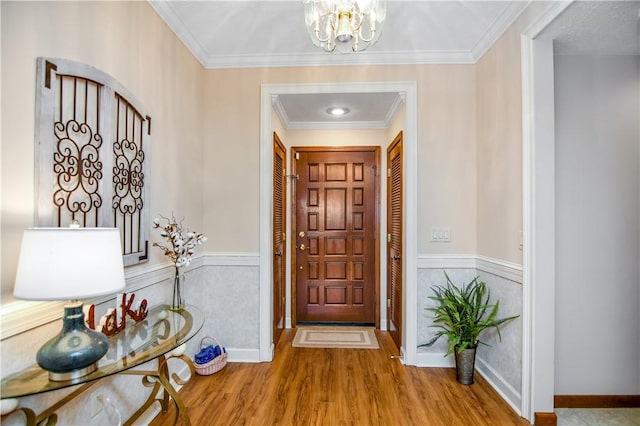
[{"x1": 303, "y1": 0, "x2": 386, "y2": 53}]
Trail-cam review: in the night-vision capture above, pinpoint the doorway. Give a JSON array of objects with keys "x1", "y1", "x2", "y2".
[
  {"x1": 292, "y1": 147, "x2": 380, "y2": 325},
  {"x1": 259, "y1": 82, "x2": 418, "y2": 363}
]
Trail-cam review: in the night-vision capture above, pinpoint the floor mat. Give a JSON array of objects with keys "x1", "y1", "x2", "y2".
[{"x1": 292, "y1": 326, "x2": 379, "y2": 349}]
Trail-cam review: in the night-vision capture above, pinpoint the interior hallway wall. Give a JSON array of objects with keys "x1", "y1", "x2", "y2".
[
  {"x1": 554, "y1": 54, "x2": 640, "y2": 394},
  {"x1": 1, "y1": 1, "x2": 206, "y2": 423},
  {"x1": 202, "y1": 65, "x2": 477, "y2": 257},
  {"x1": 0, "y1": 0, "x2": 206, "y2": 296}
]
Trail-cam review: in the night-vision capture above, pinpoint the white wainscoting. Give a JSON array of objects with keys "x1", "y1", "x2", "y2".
[
  {"x1": 0, "y1": 261, "x2": 177, "y2": 340},
  {"x1": 1, "y1": 252, "x2": 523, "y2": 413},
  {"x1": 416, "y1": 254, "x2": 523, "y2": 415}
]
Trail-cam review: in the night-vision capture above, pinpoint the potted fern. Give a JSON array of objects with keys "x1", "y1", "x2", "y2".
[{"x1": 421, "y1": 273, "x2": 518, "y2": 384}]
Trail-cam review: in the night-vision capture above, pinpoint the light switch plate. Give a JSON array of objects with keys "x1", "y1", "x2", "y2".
[{"x1": 431, "y1": 227, "x2": 451, "y2": 242}]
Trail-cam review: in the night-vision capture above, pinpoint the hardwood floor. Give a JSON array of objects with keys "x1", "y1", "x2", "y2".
[{"x1": 151, "y1": 329, "x2": 529, "y2": 425}]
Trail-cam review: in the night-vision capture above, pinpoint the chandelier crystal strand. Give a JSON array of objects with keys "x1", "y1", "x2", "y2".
[{"x1": 303, "y1": 0, "x2": 386, "y2": 53}]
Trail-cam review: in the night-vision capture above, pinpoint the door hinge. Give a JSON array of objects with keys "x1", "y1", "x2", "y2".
[
  {"x1": 295, "y1": 152, "x2": 300, "y2": 160},
  {"x1": 387, "y1": 298, "x2": 391, "y2": 308},
  {"x1": 387, "y1": 233, "x2": 392, "y2": 243},
  {"x1": 282, "y1": 232, "x2": 286, "y2": 242},
  {"x1": 387, "y1": 168, "x2": 391, "y2": 178}
]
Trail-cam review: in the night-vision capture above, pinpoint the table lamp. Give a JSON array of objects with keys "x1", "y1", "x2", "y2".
[{"x1": 13, "y1": 227, "x2": 126, "y2": 381}]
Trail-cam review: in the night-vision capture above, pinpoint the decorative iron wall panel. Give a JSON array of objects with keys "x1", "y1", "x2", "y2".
[
  {"x1": 35, "y1": 58, "x2": 151, "y2": 266},
  {"x1": 52, "y1": 75, "x2": 104, "y2": 228},
  {"x1": 113, "y1": 94, "x2": 146, "y2": 259}
]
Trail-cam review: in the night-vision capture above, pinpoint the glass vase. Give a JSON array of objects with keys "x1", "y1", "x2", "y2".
[{"x1": 170, "y1": 268, "x2": 185, "y2": 312}]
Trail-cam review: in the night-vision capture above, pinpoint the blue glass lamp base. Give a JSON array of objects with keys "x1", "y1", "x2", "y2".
[{"x1": 36, "y1": 303, "x2": 109, "y2": 382}]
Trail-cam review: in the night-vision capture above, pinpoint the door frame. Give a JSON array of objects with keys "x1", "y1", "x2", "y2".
[
  {"x1": 259, "y1": 82, "x2": 418, "y2": 363},
  {"x1": 520, "y1": 2, "x2": 573, "y2": 421},
  {"x1": 290, "y1": 146, "x2": 381, "y2": 327}
]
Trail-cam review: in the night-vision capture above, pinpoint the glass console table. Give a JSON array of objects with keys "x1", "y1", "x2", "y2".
[{"x1": 1, "y1": 304, "x2": 204, "y2": 426}]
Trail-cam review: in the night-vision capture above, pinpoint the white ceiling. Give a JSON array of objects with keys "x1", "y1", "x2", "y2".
[
  {"x1": 149, "y1": 1, "x2": 529, "y2": 69},
  {"x1": 538, "y1": 0, "x2": 640, "y2": 55},
  {"x1": 149, "y1": 0, "x2": 640, "y2": 128},
  {"x1": 274, "y1": 92, "x2": 404, "y2": 129}
]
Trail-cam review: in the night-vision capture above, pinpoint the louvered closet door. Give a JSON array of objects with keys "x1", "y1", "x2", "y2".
[
  {"x1": 273, "y1": 133, "x2": 286, "y2": 344},
  {"x1": 387, "y1": 132, "x2": 403, "y2": 350}
]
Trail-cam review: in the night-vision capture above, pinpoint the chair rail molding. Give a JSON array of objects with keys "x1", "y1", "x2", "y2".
[
  {"x1": 0, "y1": 252, "x2": 261, "y2": 340},
  {"x1": 476, "y1": 255, "x2": 523, "y2": 284}
]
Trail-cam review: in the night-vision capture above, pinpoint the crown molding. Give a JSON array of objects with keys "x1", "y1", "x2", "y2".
[
  {"x1": 150, "y1": 0, "x2": 530, "y2": 70},
  {"x1": 201, "y1": 50, "x2": 476, "y2": 69},
  {"x1": 272, "y1": 95, "x2": 291, "y2": 128},
  {"x1": 383, "y1": 92, "x2": 406, "y2": 127},
  {"x1": 148, "y1": 1, "x2": 210, "y2": 66},
  {"x1": 471, "y1": 1, "x2": 531, "y2": 60},
  {"x1": 273, "y1": 88, "x2": 406, "y2": 130},
  {"x1": 285, "y1": 120, "x2": 389, "y2": 130}
]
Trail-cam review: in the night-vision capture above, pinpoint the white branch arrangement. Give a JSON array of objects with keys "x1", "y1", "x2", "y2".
[{"x1": 152, "y1": 214, "x2": 207, "y2": 268}]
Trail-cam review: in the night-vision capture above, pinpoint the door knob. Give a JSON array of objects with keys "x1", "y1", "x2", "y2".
[
  {"x1": 275, "y1": 251, "x2": 282, "y2": 257},
  {"x1": 298, "y1": 244, "x2": 306, "y2": 251},
  {"x1": 299, "y1": 231, "x2": 305, "y2": 238},
  {"x1": 392, "y1": 254, "x2": 401, "y2": 260}
]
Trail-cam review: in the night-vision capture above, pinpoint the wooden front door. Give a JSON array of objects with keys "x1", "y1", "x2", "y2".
[
  {"x1": 387, "y1": 132, "x2": 403, "y2": 350},
  {"x1": 273, "y1": 133, "x2": 286, "y2": 344},
  {"x1": 293, "y1": 147, "x2": 379, "y2": 324}
]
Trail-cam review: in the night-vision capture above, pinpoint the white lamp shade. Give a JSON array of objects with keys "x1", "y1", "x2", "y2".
[{"x1": 14, "y1": 228, "x2": 126, "y2": 300}]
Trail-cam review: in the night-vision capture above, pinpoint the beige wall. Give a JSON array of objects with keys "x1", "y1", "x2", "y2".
[
  {"x1": 1, "y1": 1, "x2": 205, "y2": 295},
  {"x1": 387, "y1": 102, "x2": 406, "y2": 144},
  {"x1": 0, "y1": 0, "x2": 533, "y2": 295},
  {"x1": 202, "y1": 65, "x2": 477, "y2": 256},
  {"x1": 475, "y1": 15, "x2": 524, "y2": 264},
  {"x1": 474, "y1": 1, "x2": 559, "y2": 265},
  {"x1": 285, "y1": 129, "x2": 389, "y2": 148},
  {"x1": 2, "y1": 2, "x2": 486, "y2": 294}
]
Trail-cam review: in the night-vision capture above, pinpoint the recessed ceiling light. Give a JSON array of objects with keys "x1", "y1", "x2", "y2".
[{"x1": 326, "y1": 107, "x2": 350, "y2": 116}]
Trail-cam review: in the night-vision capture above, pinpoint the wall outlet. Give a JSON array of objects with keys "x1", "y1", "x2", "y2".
[{"x1": 431, "y1": 227, "x2": 451, "y2": 242}]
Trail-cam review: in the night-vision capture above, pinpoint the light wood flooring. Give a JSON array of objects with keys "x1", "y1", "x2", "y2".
[{"x1": 151, "y1": 329, "x2": 529, "y2": 425}]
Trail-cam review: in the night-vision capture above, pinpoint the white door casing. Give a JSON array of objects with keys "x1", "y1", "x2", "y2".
[{"x1": 259, "y1": 82, "x2": 418, "y2": 364}]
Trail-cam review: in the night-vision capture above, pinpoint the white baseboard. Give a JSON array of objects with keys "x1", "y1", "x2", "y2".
[
  {"x1": 475, "y1": 356, "x2": 522, "y2": 416},
  {"x1": 397, "y1": 345, "x2": 407, "y2": 364},
  {"x1": 415, "y1": 352, "x2": 455, "y2": 368},
  {"x1": 226, "y1": 347, "x2": 261, "y2": 363}
]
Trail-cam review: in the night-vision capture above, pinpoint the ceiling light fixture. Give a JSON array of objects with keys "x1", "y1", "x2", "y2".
[
  {"x1": 303, "y1": 0, "x2": 386, "y2": 53},
  {"x1": 327, "y1": 107, "x2": 350, "y2": 116}
]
